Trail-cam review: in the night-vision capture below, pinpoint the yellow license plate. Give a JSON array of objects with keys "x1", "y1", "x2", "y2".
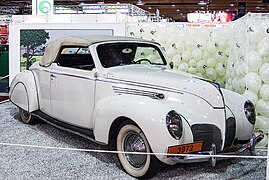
[{"x1": 168, "y1": 142, "x2": 203, "y2": 155}]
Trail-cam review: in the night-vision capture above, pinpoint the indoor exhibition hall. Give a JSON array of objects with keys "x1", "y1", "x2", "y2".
[{"x1": 0, "y1": 0, "x2": 269, "y2": 179}]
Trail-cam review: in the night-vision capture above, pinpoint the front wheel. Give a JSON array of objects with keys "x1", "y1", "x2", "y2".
[
  {"x1": 116, "y1": 123, "x2": 161, "y2": 179},
  {"x1": 19, "y1": 108, "x2": 38, "y2": 125}
]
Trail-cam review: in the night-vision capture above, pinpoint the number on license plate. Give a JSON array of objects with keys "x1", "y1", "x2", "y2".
[{"x1": 168, "y1": 142, "x2": 203, "y2": 155}]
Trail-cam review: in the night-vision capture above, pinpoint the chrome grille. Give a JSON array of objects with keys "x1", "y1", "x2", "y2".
[
  {"x1": 113, "y1": 86, "x2": 165, "y2": 100},
  {"x1": 191, "y1": 124, "x2": 222, "y2": 152}
]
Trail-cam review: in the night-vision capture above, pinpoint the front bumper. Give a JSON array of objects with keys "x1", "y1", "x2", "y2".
[{"x1": 170, "y1": 134, "x2": 264, "y2": 167}]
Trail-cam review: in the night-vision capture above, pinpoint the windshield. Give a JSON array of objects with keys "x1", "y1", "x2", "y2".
[{"x1": 97, "y1": 42, "x2": 167, "y2": 68}]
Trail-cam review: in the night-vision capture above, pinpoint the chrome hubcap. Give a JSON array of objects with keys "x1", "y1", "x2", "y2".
[
  {"x1": 21, "y1": 110, "x2": 30, "y2": 121},
  {"x1": 124, "y1": 132, "x2": 147, "y2": 168}
]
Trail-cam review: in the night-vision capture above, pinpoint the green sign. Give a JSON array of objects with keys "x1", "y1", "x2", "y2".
[{"x1": 37, "y1": 0, "x2": 53, "y2": 14}]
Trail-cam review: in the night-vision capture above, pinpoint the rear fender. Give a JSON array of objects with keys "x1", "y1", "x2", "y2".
[{"x1": 9, "y1": 70, "x2": 39, "y2": 112}]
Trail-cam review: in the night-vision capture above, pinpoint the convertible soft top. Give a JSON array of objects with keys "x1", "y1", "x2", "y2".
[{"x1": 40, "y1": 36, "x2": 158, "y2": 66}]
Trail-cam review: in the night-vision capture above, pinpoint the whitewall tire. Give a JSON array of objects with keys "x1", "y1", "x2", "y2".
[{"x1": 116, "y1": 123, "x2": 161, "y2": 179}]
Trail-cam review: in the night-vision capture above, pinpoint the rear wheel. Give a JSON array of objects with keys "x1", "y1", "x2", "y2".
[
  {"x1": 19, "y1": 108, "x2": 38, "y2": 125},
  {"x1": 116, "y1": 123, "x2": 161, "y2": 179}
]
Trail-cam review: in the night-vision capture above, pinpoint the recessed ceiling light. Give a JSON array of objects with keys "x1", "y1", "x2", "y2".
[
  {"x1": 136, "y1": 0, "x2": 144, "y2": 5},
  {"x1": 230, "y1": 3, "x2": 235, "y2": 7},
  {"x1": 171, "y1": 4, "x2": 175, "y2": 7},
  {"x1": 176, "y1": 9, "x2": 180, "y2": 12},
  {"x1": 256, "y1": 6, "x2": 261, "y2": 9},
  {"x1": 198, "y1": 1, "x2": 207, "y2": 5}
]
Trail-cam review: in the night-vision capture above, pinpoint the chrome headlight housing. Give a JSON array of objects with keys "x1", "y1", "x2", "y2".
[
  {"x1": 244, "y1": 100, "x2": 256, "y2": 125},
  {"x1": 166, "y1": 110, "x2": 183, "y2": 140}
]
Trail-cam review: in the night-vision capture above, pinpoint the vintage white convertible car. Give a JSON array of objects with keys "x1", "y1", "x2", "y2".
[{"x1": 10, "y1": 36, "x2": 263, "y2": 179}]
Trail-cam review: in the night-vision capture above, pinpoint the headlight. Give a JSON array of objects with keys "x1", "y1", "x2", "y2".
[
  {"x1": 244, "y1": 100, "x2": 256, "y2": 125},
  {"x1": 166, "y1": 110, "x2": 183, "y2": 140}
]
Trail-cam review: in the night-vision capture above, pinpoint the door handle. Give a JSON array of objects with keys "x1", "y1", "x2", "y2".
[{"x1": 50, "y1": 74, "x2": 56, "y2": 78}]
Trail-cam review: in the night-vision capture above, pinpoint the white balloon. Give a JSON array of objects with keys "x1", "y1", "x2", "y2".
[
  {"x1": 192, "y1": 49, "x2": 202, "y2": 60},
  {"x1": 207, "y1": 58, "x2": 217, "y2": 68},
  {"x1": 245, "y1": 51, "x2": 262, "y2": 72},
  {"x1": 227, "y1": 77, "x2": 233, "y2": 86},
  {"x1": 203, "y1": 51, "x2": 211, "y2": 60},
  {"x1": 175, "y1": 41, "x2": 185, "y2": 53},
  {"x1": 249, "y1": 25, "x2": 264, "y2": 45},
  {"x1": 232, "y1": 78, "x2": 240, "y2": 92},
  {"x1": 259, "y1": 63, "x2": 269, "y2": 84},
  {"x1": 214, "y1": 51, "x2": 224, "y2": 61},
  {"x1": 196, "y1": 38, "x2": 207, "y2": 50},
  {"x1": 237, "y1": 77, "x2": 246, "y2": 94},
  {"x1": 259, "y1": 84, "x2": 269, "y2": 101},
  {"x1": 188, "y1": 59, "x2": 197, "y2": 68},
  {"x1": 256, "y1": 99, "x2": 269, "y2": 118},
  {"x1": 166, "y1": 47, "x2": 175, "y2": 59},
  {"x1": 197, "y1": 60, "x2": 207, "y2": 73},
  {"x1": 224, "y1": 48, "x2": 230, "y2": 57},
  {"x1": 206, "y1": 68, "x2": 217, "y2": 80},
  {"x1": 182, "y1": 51, "x2": 192, "y2": 62},
  {"x1": 178, "y1": 63, "x2": 189, "y2": 72},
  {"x1": 217, "y1": 37, "x2": 228, "y2": 51},
  {"x1": 185, "y1": 40, "x2": 195, "y2": 51},
  {"x1": 243, "y1": 90, "x2": 258, "y2": 104},
  {"x1": 255, "y1": 116, "x2": 269, "y2": 133},
  {"x1": 188, "y1": 67, "x2": 197, "y2": 74},
  {"x1": 215, "y1": 63, "x2": 226, "y2": 76},
  {"x1": 236, "y1": 62, "x2": 248, "y2": 78},
  {"x1": 206, "y1": 41, "x2": 216, "y2": 54},
  {"x1": 172, "y1": 54, "x2": 182, "y2": 67},
  {"x1": 246, "y1": 72, "x2": 262, "y2": 94},
  {"x1": 258, "y1": 36, "x2": 269, "y2": 57}
]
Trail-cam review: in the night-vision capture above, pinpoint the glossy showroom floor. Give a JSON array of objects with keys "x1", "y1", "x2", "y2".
[{"x1": 0, "y1": 101, "x2": 267, "y2": 179}]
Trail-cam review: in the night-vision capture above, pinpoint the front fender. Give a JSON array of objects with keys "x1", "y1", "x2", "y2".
[
  {"x1": 9, "y1": 70, "x2": 39, "y2": 112},
  {"x1": 221, "y1": 88, "x2": 254, "y2": 140},
  {"x1": 93, "y1": 95, "x2": 192, "y2": 155}
]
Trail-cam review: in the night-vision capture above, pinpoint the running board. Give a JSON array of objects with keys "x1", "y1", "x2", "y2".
[{"x1": 32, "y1": 110, "x2": 102, "y2": 144}]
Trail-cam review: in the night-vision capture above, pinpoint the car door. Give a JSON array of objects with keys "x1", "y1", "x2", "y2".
[{"x1": 50, "y1": 46, "x2": 96, "y2": 129}]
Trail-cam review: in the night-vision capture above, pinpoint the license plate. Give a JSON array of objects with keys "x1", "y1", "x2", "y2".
[{"x1": 168, "y1": 142, "x2": 203, "y2": 155}]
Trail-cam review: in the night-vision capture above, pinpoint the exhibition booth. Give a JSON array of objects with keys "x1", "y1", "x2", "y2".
[{"x1": 1, "y1": 3, "x2": 268, "y2": 178}]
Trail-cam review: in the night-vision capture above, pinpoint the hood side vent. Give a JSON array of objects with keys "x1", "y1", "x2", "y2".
[{"x1": 113, "y1": 86, "x2": 165, "y2": 100}]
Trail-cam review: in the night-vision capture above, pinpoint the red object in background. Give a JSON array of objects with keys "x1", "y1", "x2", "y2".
[
  {"x1": 226, "y1": 12, "x2": 233, "y2": 22},
  {"x1": 0, "y1": 27, "x2": 8, "y2": 34}
]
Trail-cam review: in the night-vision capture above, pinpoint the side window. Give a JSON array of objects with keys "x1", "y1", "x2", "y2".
[{"x1": 57, "y1": 46, "x2": 95, "y2": 70}]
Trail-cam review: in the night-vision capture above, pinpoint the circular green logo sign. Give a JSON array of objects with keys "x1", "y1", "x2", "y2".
[{"x1": 39, "y1": 1, "x2": 52, "y2": 14}]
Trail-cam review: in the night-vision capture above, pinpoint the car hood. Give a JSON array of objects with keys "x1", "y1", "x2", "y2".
[{"x1": 105, "y1": 65, "x2": 224, "y2": 108}]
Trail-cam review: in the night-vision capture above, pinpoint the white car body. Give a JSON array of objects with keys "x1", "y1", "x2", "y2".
[{"x1": 9, "y1": 36, "x2": 262, "y2": 178}]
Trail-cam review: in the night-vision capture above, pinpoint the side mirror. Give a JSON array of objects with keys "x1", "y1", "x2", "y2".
[{"x1": 169, "y1": 61, "x2": 174, "y2": 69}]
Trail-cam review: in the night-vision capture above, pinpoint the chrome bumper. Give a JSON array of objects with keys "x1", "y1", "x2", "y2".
[{"x1": 171, "y1": 134, "x2": 264, "y2": 167}]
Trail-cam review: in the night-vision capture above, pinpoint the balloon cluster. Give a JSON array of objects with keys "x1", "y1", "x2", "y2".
[
  {"x1": 126, "y1": 17, "x2": 268, "y2": 147},
  {"x1": 225, "y1": 15, "x2": 269, "y2": 147},
  {"x1": 127, "y1": 24, "x2": 230, "y2": 88}
]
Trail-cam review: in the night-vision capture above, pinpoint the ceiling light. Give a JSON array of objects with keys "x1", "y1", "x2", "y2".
[
  {"x1": 176, "y1": 9, "x2": 180, "y2": 12},
  {"x1": 230, "y1": 3, "x2": 235, "y2": 7},
  {"x1": 198, "y1": 1, "x2": 207, "y2": 6},
  {"x1": 256, "y1": 6, "x2": 261, "y2": 9},
  {"x1": 171, "y1": 4, "x2": 175, "y2": 7},
  {"x1": 136, "y1": 0, "x2": 144, "y2": 5}
]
